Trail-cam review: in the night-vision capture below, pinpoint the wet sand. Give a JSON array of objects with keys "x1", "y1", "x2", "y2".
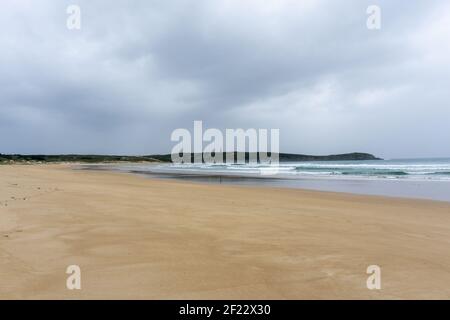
[{"x1": 1, "y1": 164, "x2": 450, "y2": 299}]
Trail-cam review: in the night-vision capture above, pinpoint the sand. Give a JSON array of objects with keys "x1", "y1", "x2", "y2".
[{"x1": 1, "y1": 164, "x2": 450, "y2": 299}]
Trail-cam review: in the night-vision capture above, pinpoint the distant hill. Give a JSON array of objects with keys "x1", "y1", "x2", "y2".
[
  {"x1": 278, "y1": 152, "x2": 382, "y2": 161},
  {"x1": 168, "y1": 152, "x2": 381, "y2": 162},
  {"x1": 0, "y1": 152, "x2": 381, "y2": 164}
]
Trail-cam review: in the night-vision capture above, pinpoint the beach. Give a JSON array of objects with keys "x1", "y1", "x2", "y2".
[{"x1": 1, "y1": 164, "x2": 450, "y2": 299}]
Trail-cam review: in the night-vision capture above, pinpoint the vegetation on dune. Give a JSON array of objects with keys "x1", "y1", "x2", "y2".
[
  {"x1": 0, "y1": 154, "x2": 170, "y2": 164},
  {"x1": 0, "y1": 152, "x2": 380, "y2": 164}
]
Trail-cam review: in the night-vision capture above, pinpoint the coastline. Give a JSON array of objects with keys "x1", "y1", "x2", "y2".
[
  {"x1": 1, "y1": 164, "x2": 450, "y2": 299},
  {"x1": 90, "y1": 162, "x2": 450, "y2": 202}
]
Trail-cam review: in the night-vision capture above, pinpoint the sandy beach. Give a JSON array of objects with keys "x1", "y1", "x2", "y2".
[{"x1": 1, "y1": 164, "x2": 450, "y2": 299}]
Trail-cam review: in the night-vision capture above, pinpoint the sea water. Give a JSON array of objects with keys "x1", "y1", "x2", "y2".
[{"x1": 108, "y1": 158, "x2": 450, "y2": 202}]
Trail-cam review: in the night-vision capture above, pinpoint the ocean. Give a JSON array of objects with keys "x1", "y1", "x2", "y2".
[{"x1": 105, "y1": 158, "x2": 450, "y2": 202}]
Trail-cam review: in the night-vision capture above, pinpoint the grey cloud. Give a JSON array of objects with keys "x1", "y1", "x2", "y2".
[{"x1": 0, "y1": 0, "x2": 449, "y2": 158}]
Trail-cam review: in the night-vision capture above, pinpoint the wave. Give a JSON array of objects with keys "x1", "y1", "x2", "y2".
[
  {"x1": 294, "y1": 166, "x2": 409, "y2": 176},
  {"x1": 341, "y1": 170, "x2": 408, "y2": 176},
  {"x1": 145, "y1": 158, "x2": 450, "y2": 181}
]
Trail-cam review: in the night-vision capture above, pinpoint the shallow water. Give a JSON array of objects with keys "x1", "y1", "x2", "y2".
[{"x1": 96, "y1": 158, "x2": 450, "y2": 202}]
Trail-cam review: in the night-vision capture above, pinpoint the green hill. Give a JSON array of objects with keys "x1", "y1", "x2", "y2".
[{"x1": 0, "y1": 152, "x2": 381, "y2": 164}]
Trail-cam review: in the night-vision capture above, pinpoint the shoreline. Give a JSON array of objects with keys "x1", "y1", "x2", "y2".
[
  {"x1": 82, "y1": 163, "x2": 450, "y2": 203},
  {"x1": 1, "y1": 164, "x2": 450, "y2": 299}
]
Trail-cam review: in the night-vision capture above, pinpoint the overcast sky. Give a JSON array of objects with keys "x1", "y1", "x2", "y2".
[{"x1": 1, "y1": 0, "x2": 449, "y2": 158}]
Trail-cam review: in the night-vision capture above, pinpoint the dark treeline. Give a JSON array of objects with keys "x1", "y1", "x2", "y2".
[
  {"x1": 0, "y1": 154, "x2": 170, "y2": 163},
  {"x1": 0, "y1": 152, "x2": 380, "y2": 164}
]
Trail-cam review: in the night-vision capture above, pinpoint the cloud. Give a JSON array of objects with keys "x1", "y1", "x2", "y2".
[{"x1": 0, "y1": 0, "x2": 449, "y2": 157}]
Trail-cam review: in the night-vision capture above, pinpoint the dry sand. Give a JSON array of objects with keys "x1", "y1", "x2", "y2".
[{"x1": 1, "y1": 164, "x2": 450, "y2": 299}]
